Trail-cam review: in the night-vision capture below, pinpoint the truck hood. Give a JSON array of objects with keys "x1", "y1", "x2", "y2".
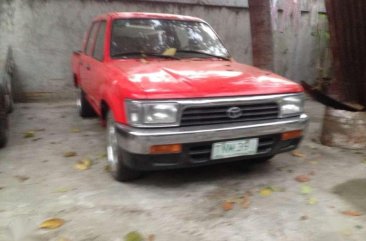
[{"x1": 109, "y1": 59, "x2": 303, "y2": 99}]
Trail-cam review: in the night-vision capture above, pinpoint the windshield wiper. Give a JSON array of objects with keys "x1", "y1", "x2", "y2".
[
  {"x1": 175, "y1": 50, "x2": 231, "y2": 61},
  {"x1": 111, "y1": 52, "x2": 180, "y2": 60}
]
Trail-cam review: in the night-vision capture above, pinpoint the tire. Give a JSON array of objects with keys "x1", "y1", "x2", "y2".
[
  {"x1": 5, "y1": 94, "x2": 14, "y2": 113},
  {"x1": 2, "y1": 73, "x2": 13, "y2": 113},
  {"x1": 0, "y1": 112, "x2": 8, "y2": 148},
  {"x1": 76, "y1": 88, "x2": 96, "y2": 118},
  {"x1": 106, "y1": 111, "x2": 142, "y2": 182}
]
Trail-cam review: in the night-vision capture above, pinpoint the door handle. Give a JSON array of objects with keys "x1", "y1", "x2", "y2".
[{"x1": 86, "y1": 64, "x2": 91, "y2": 71}]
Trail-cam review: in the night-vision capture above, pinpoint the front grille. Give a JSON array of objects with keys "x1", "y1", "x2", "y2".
[
  {"x1": 188, "y1": 136, "x2": 277, "y2": 163},
  {"x1": 180, "y1": 102, "x2": 279, "y2": 126}
]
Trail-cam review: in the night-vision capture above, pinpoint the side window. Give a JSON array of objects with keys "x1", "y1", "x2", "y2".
[
  {"x1": 93, "y1": 21, "x2": 107, "y2": 61},
  {"x1": 85, "y1": 22, "x2": 100, "y2": 56}
]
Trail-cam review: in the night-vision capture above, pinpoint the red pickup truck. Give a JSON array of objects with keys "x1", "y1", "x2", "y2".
[{"x1": 72, "y1": 12, "x2": 309, "y2": 182}]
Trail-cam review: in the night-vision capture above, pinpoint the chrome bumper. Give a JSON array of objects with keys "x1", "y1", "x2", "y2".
[{"x1": 116, "y1": 114, "x2": 309, "y2": 154}]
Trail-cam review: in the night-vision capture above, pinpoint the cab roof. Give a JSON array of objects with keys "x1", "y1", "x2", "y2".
[{"x1": 94, "y1": 12, "x2": 205, "y2": 22}]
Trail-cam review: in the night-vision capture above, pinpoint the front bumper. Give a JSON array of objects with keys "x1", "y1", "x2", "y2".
[{"x1": 115, "y1": 114, "x2": 309, "y2": 170}]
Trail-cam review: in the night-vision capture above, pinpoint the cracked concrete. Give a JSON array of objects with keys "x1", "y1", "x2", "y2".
[{"x1": 0, "y1": 100, "x2": 366, "y2": 241}]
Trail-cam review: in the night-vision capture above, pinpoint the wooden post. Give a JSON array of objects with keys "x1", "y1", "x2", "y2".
[{"x1": 248, "y1": 0, "x2": 274, "y2": 71}]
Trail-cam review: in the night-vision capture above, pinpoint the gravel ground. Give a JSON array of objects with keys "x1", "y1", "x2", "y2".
[{"x1": 0, "y1": 100, "x2": 365, "y2": 241}]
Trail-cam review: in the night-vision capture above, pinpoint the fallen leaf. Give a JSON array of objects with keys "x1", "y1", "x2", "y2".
[
  {"x1": 55, "y1": 187, "x2": 71, "y2": 193},
  {"x1": 74, "y1": 158, "x2": 92, "y2": 171},
  {"x1": 14, "y1": 175, "x2": 30, "y2": 182},
  {"x1": 98, "y1": 152, "x2": 107, "y2": 159},
  {"x1": 340, "y1": 228, "x2": 353, "y2": 237},
  {"x1": 309, "y1": 160, "x2": 319, "y2": 165},
  {"x1": 147, "y1": 234, "x2": 155, "y2": 241},
  {"x1": 292, "y1": 150, "x2": 305, "y2": 158},
  {"x1": 300, "y1": 185, "x2": 312, "y2": 195},
  {"x1": 241, "y1": 195, "x2": 250, "y2": 209},
  {"x1": 342, "y1": 210, "x2": 362, "y2": 217},
  {"x1": 362, "y1": 159, "x2": 366, "y2": 165},
  {"x1": 311, "y1": 138, "x2": 318, "y2": 143},
  {"x1": 245, "y1": 190, "x2": 254, "y2": 196},
  {"x1": 300, "y1": 215, "x2": 308, "y2": 220},
  {"x1": 124, "y1": 231, "x2": 144, "y2": 241},
  {"x1": 58, "y1": 238, "x2": 71, "y2": 241},
  {"x1": 70, "y1": 128, "x2": 81, "y2": 133},
  {"x1": 259, "y1": 187, "x2": 273, "y2": 197},
  {"x1": 104, "y1": 165, "x2": 111, "y2": 172},
  {"x1": 355, "y1": 225, "x2": 363, "y2": 229},
  {"x1": 308, "y1": 171, "x2": 316, "y2": 176},
  {"x1": 63, "y1": 151, "x2": 77, "y2": 158},
  {"x1": 34, "y1": 128, "x2": 46, "y2": 132},
  {"x1": 267, "y1": 186, "x2": 286, "y2": 192},
  {"x1": 39, "y1": 218, "x2": 65, "y2": 229},
  {"x1": 222, "y1": 201, "x2": 234, "y2": 211},
  {"x1": 32, "y1": 138, "x2": 43, "y2": 142},
  {"x1": 295, "y1": 175, "x2": 311, "y2": 183},
  {"x1": 308, "y1": 197, "x2": 318, "y2": 205},
  {"x1": 23, "y1": 131, "x2": 35, "y2": 138},
  {"x1": 308, "y1": 144, "x2": 317, "y2": 150},
  {"x1": 162, "y1": 48, "x2": 177, "y2": 56}
]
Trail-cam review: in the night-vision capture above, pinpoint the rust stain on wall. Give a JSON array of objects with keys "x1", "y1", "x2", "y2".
[{"x1": 325, "y1": 0, "x2": 366, "y2": 106}]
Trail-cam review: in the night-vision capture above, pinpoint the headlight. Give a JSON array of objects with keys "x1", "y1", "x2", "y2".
[
  {"x1": 279, "y1": 94, "x2": 304, "y2": 117},
  {"x1": 126, "y1": 100, "x2": 179, "y2": 127}
]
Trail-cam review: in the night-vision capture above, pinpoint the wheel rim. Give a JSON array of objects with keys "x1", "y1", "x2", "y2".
[
  {"x1": 107, "y1": 117, "x2": 119, "y2": 173},
  {"x1": 76, "y1": 90, "x2": 82, "y2": 111}
]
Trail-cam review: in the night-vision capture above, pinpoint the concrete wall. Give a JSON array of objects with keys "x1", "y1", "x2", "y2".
[{"x1": 0, "y1": 0, "x2": 329, "y2": 101}]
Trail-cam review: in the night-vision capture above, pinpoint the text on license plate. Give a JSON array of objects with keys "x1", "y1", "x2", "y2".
[{"x1": 211, "y1": 138, "x2": 259, "y2": 160}]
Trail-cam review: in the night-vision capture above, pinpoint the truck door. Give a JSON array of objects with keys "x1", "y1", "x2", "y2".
[
  {"x1": 80, "y1": 21, "x2": 100, "y2": 108},
  {"x1": 88, "y1": 21, "x2": 107, "y2": 110}
]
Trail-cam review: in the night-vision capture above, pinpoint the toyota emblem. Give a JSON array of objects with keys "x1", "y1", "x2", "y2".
[{"x1": 227, "y1": 107, "x2": 242, "y2": 119}]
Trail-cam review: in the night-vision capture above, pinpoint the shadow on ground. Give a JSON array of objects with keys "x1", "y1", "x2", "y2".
[
  {"x1": 133, "y1": 160, "x2": 275, "y2": 188},
  {"x1": 333, "y1": 179, "x2": 366, "y2": 212}
]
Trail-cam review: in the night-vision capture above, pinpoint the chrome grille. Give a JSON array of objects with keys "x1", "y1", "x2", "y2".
[{"x1": 180, "y1": 102, "x2": 279, "y2": 126}]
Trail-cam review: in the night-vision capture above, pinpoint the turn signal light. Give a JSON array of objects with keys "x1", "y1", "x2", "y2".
[
  {"x1": 281, "y1": 130, "x2": 303, "y2": 140},
  {"x1": 150, "y1": 144, "x2": 182, "y2": 154}
]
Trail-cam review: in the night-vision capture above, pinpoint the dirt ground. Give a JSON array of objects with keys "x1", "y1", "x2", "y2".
[{"x1": 0, "y1": 100, "x2": 365, "y2": 241}]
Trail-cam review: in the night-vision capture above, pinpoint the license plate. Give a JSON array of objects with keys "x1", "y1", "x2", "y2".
[{"x1": 211, "y1": 138, "x2": 258, "y2": 160}]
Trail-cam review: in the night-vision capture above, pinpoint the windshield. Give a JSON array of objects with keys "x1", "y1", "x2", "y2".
[{"x1": 110, "y1": 19, "x2": 230, "y2": 59}]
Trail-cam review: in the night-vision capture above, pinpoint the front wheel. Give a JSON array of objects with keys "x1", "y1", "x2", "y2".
[
  {"x1": 0, "y1": 114, "x2": 8, "y2": 148},
  {"x1": 106, "y1": 112, "x2": 142, "y2": 182},
  {"x1": 76, "y1": 88, "x2": 96, "y2": 118},
  {"x1": 3, "y1": 73, "x2": 14, "y2": 113}
]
